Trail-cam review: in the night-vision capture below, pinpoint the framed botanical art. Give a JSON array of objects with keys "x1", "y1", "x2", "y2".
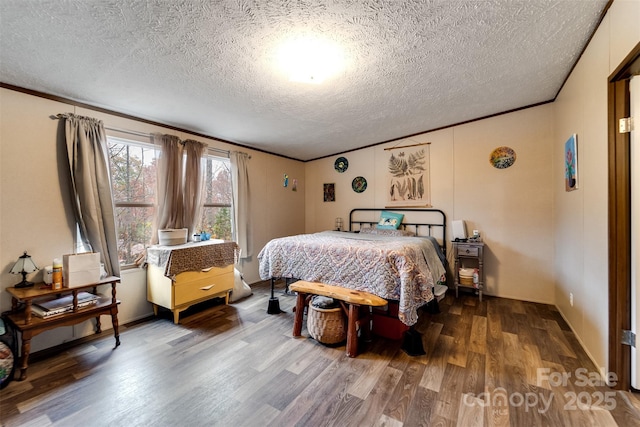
[
  {"x1": 565, "y1": 134, "x2": 578, "y2": 192},
  {"x1": 385, "y1": 142, "x2": 431, "y2": 207}
]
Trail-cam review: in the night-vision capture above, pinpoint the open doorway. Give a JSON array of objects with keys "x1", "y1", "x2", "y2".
[
  {"x1": 608, "y1": 42, "x2": 640, "y2": 391},
  {"x1": 632, "y1": 75, "x2": 640, "y2": 389}
]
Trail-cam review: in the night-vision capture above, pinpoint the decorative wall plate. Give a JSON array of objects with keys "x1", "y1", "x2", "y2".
[
  {"x1": 490, "y1": 146, "x2": 516, "y2": 169},
  {"x1": 334, "y1": 157, "x2": 349, "y2": 173},
  {"x1": 352, "y1": 176, "x2": 367, "y2": 193}
]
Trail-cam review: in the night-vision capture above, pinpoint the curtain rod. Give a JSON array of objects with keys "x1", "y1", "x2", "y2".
[
  {"x1": 383, "y1": 142, "x2": 431, "y2": 151},
  {"x1": 50, "y1": 114, "x2": 232, "y2": 157}
]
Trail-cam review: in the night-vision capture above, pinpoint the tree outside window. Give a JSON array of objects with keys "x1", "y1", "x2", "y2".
[
  {"x1": 108, "y1": 137, "x2": 233, "y2": 267},
  {"x1": 199, "y1": 156, "x2": 232, "y2": 241},
  {"x1": 108, "y1": 138, "x2": 157, "y2": 266}
]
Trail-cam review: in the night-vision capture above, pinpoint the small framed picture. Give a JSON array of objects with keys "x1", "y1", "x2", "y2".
[
  {"x1": 565, "y1": 134, "x2": 578, "y2": 192},
  {"x1": 323, "y1": 183, "x2": 335, "y2": 202}
]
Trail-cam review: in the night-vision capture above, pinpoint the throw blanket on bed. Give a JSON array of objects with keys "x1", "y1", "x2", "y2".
[{"x1": 258, "y1": 231, "x2": 445, "y2": 326}]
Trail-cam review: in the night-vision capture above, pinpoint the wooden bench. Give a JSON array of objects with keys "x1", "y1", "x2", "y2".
[{"x1": 289, "y1": 281, "x2": 387, "y2": 357}]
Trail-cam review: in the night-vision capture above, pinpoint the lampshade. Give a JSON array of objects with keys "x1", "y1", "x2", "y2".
[{"x1": 10, "y1": 251, "x2": 39, "y2": 288}]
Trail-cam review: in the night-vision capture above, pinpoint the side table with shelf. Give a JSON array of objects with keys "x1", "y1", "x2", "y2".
[
  {"x1": 4, "y1": 276, "x2": 121, "y2": 380},
  {"x1": 453, "y1": 241, "x2": 485, "y2": 301}
]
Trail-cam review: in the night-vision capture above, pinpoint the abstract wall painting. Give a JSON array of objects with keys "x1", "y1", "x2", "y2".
[
  {"x1": 323, "y1": 183, "x2": 335, "y2": 202},
  {"x1": 565, "y1": 134, "x2": 578, "y2": 192}
]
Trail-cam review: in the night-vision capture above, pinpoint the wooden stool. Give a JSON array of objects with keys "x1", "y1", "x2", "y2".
[{"x1": 289, "y1": 281, "x2": 387, "y2": 357}]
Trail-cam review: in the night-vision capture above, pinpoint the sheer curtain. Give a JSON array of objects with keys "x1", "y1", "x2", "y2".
[
  {"x1": 152, "y1": 133, "x2": 183, "y2": 241},
  {"x1": 230, "y1": 151, "x2": 251, "y2": 259},
  {"x1": 61, "y1": 113, "x2": 120, "y2": 277},
  {"x1": 182, "y1": 139, "x2": 206, "y2": 238},
  {"x1": 152, "y1": 134, "x2": 206, "y2": 243},
  {"x1": 229, "y1": 151, "x2": 252, "y2": 302}
]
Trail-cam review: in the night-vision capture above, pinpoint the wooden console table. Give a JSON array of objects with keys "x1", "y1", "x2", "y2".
[{"x1": 5, "y1": 276, "x2": 121, "y2": 380}]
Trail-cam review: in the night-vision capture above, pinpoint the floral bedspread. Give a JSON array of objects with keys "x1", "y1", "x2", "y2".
[{"x1": 258, "y1": 231, "x2": 445, "y2": 326}]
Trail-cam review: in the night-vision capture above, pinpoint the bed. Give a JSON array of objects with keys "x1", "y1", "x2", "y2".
[{"x1": 258, "y1": 208, "x2": 447, "y2": 327}]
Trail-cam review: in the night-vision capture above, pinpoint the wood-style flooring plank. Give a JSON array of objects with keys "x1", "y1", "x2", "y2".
[
  {"x1": 346, "y1": 339, "x2": 398, "y2": 400},
  {"x1": 419, "y1": 321, "x2": 444, "y2": 363},
  {"x1": 543, "y1": 318, "x2": 577, "y2": 358},
  {"x1": 346, "y1": 366, "x2": 404, "y2": 427},
  {"x1": 375, "y1": 413, "x2": 404, "y2": 427},
  {"x1": 522, "y1": 301, "x2": 549, "y2": 330},
  {"x1": 1, "y1": 285, "x2": 639, "y2": 427},
  {"x1": 609, "y1": 392, "x2": 640, "y2": 426},
  {"x1": 431, "y1": 362, "x2": 467, "y2": 423},
  {"x1": 448, "y1": 318, "x2": 471, "y2": 367},
  {"x1": 463, "y1": 350, "x2": 486, "y2": 396},
  {"x1": 383, "y1": 358, "x2": 427, "y2": 422},
  {"x1": 521, "y1": 341, "x2": 545, "y2": 387},
  {"x1": 420, "y1": 334, "x2": 454, "y2": 392},
  {"x1": 457, "y1": 394, "x2": 484, "y2": 427},
  {"x1": 502, "y1": 331, "x2": 523, "y2": 369},
  {"x1": 468, "y1": 314, "x2": 487, "y2": 354},
  {"x1": 403, "y1": 386, "x2": 438, "y2": 426}
]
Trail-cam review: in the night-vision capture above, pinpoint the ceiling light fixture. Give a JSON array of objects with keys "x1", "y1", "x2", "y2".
[{"x1": 276, "y1": 36, "x2": 344, "y2": 84}]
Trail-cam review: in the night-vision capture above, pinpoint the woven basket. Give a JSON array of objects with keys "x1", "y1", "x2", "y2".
[
  {"x1": 460, "y1": 276, "x2": 474, "y2": 286},
  {"x1": 307, "y1": 304, "x2": 346, "y2": 345}
]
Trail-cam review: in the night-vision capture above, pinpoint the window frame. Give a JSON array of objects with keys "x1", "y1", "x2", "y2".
[
  {"x1": 199, "y1": 152, "x2": 233, "y2": 241},
  {"x1": 107, "y1": 136, "x2": 158, "y2": 269},
  {"x1": 106, "y1": 138, "x2": 234, "y2": 268}
]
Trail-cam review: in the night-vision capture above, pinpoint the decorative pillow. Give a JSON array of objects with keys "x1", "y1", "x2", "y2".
[
  {"x1": 359, "y1": 227, "x2": 414, "y2": 237},
  {"x1": 229, "y1": 268, "x2": 252, "y2": 302},
  {"x1": 376, "y1": 211, "x2": 404, "y2": 229}
]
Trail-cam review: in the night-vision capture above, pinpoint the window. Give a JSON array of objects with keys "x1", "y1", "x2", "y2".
[
  {"x1": 199, "y1": 155, "x2": 232, "y2": 241},
  {"x1": 107, "y1": 137, "x2": 157, "y2": 266},
  {"x1": 107, "y1": 137, "x2": 233, "y2": 267}
]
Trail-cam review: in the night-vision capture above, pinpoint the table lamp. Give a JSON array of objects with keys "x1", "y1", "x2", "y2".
[{"x1": 10, "y1": 251, "x2": 39, "y2": 288}]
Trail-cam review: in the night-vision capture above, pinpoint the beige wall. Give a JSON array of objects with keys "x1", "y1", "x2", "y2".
[
  {"x1": 306, "y1": 104, "x2": 556, "y2": 303},
  {"x1": 0, "y1": 88, "x2": 305, "y2": 351},
  {"x1": 553, "y1": 0, "x2": 640, "y2": 373},
  {"x1": 2, "y1": 0, "x2": 637, "y2": 363},
  {"x1": 306, "y1": 0, "x2": 640, "y2": 375}
]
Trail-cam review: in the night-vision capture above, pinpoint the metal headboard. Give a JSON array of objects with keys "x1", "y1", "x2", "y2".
[{"x1": 349, "y1": 208, "x2": 447, "y2": 257}]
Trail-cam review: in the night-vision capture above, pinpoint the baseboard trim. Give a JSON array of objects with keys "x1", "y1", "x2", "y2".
[{"x1": 555, "y1": 304, "x2": 608, "y2": 383}]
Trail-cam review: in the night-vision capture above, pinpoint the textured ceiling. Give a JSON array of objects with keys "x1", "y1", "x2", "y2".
[{"x1": 0, "y1": 0, "x2": 608, "y2": 161}]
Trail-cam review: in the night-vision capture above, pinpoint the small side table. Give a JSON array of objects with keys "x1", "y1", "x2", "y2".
[
  {"x1": 5, "y1": 276, "x2": 121, "y2": 380},
  {"x1": 453, "y1": 241, "x2": 485, "y2": 301}
]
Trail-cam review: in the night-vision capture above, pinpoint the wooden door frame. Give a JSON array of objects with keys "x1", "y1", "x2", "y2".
[{"x1": 608, "y1": 42, "x2": 640, "y2": 391}]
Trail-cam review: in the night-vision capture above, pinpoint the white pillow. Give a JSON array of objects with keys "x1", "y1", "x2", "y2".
[
  {"x1": 229, "y1": 268, "x2": 252, "y2": 302},
  {"x1": 359, "y1": 227, "x2": 414, "y2": 237}
]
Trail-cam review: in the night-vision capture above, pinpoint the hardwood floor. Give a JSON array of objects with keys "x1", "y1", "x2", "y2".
[{"x1": 2, "y1": 282, "x2": 640, "y2": 427}]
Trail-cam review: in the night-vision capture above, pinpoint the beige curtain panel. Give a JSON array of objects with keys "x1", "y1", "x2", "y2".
[
  {"x1": 182, "y1": 139, "x2": 206, "y2": 238},
  {"x1": 230, "y1": 151, "x2": 251, "y2": 258},
  {"x1": 60, "y1": 113, "x2": 120, "y2": 277},
  {"x1": 153, "y1": 133, "x2": 184, "y2": 242},
  {"x1": 152, "y1": 134, "x2": 207, "y2": 243}
]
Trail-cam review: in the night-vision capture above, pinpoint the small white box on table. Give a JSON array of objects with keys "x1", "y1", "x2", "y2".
[{"x1": 63, "y1": 252, "x2": 101, "y2": 288}]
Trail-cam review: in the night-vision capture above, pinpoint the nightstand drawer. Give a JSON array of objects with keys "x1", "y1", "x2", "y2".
[
  {"x1": 175, "y1": 264, "x2": 233, "y2": 283},
  {"x1": 174, "y1": 272, "x2": 233, "y2": 306},
  {"x1": 457, "y1": 246, "x2": 479, "y2": 257}
]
